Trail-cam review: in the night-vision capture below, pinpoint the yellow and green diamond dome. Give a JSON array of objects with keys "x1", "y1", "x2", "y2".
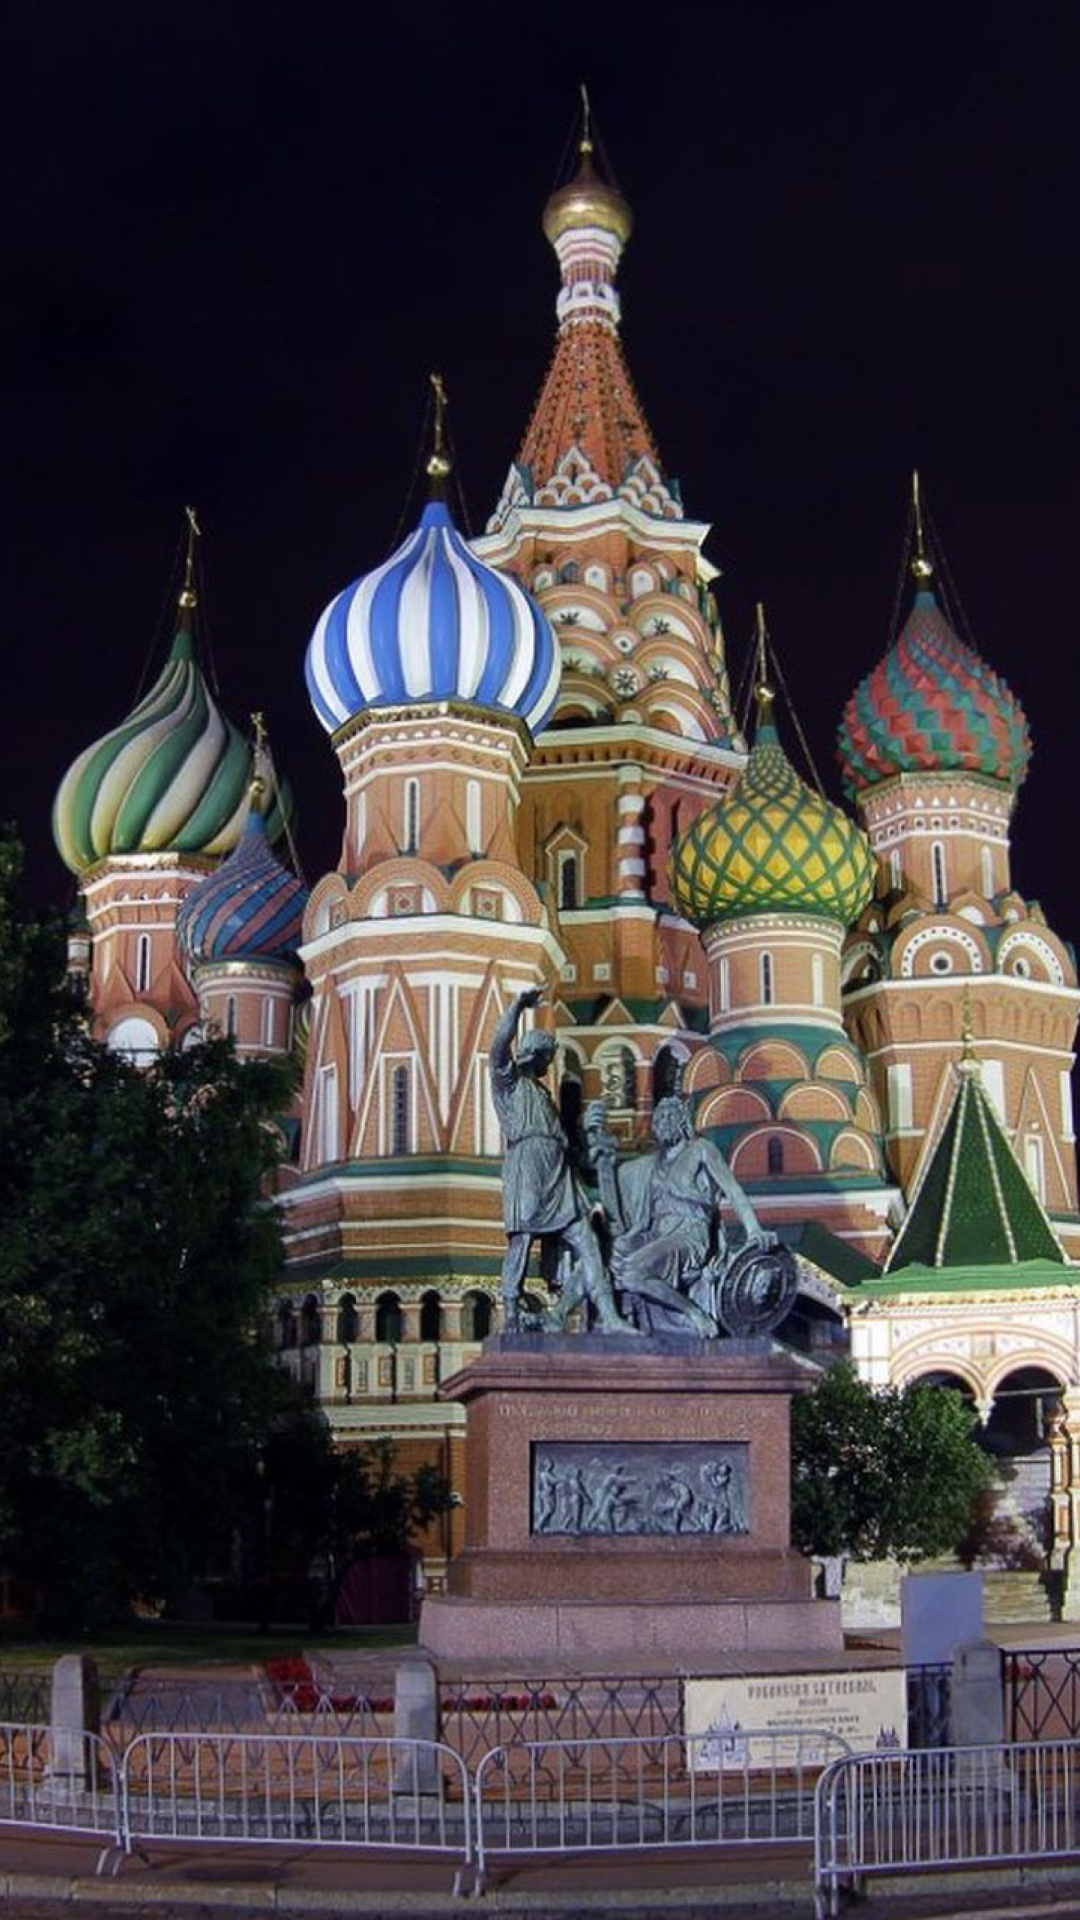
[{"x1": 672, "y1": 694, "x2": 875, "y2": 928}]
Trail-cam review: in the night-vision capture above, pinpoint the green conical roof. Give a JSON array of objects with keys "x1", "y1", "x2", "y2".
[{"x1": 886, "y1": 1054, "x2": 1065, "y2": 1273}]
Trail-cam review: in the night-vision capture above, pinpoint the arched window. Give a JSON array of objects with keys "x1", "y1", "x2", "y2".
[
  {"x1": 278, "y1": 1300, "x2": 297, "y2": 1350},
  {"x1": 106, "y1": 1016, "x2": 160, "y2": 1066},
  {"x1": 355, "y1": 789, "x2": 367, "y2": 858},
  {"x1": 404, "y1": 778, "x2": 420, "y2": 854},
  {"x1": 300, "y1": 1295, "x2": 321, "y2": 1346},
  {"x1": 337, "y1": 1293, "x2": 359, "y2": 1344},
  {"x1": 718, "y1": 956, "x2": 731, "y2": 1013},
  {"x1": 889, "y1": 849, "x2": 903, "y2": 892},
  {"x1": 811, "y1": 952, "x2": 825, "y2": 1007},
  {"x1": 136, "y1": 933, "x2": 152, "y2": 994},
  {"x1": 226, "y1": 996, "x2": 238, "y2": 1039},
  {"x1": 462, "y1": 1290, "x2": 493, "y2": 1341},
  {"x1": 391, "y1": 1062, "x2": 411, "y2": 1154},
  {"x1": 318, "y1": 1064, "x2": 339, "y2": 1163},
  {"x1": 559, "y1": 853, "x2": 579, "y2": 911},
  {"x1": 375, "y1": 1291, "x2": 403, "y2": 1344},
  {"x1": 760, "y1": 952, "x2": 774, "y2": 1006},
  {"x1": 981, "y1": 844, "x2": 994, "y2": 899},
  {"x1": 466, "y1": 780, "x2": 482, "y2": 854},
  {"x1": 419, "y1": 1289, "x2": 442, "y2": 1342},
  {"x1": 262, "y1": 997, "x2": 276, "y2": 1049},
  {"x1": 767, "y1": 1137, "x2": 785, "y2": 1176},
  {"x1": 932, "y1": 841, "x2": 948, "y2": 908}
]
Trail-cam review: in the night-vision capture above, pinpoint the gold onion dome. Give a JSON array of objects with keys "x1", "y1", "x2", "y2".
[
  {"x1": 542, "y1": 141, "x2": 633, "y2": 248},
  {"x1": 671, "y1": 685, "x2": 876, "y2": 929}
]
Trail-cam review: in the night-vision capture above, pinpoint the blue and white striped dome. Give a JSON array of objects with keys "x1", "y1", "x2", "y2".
[{"x1": 305, "y1": 500, "x2": 560, "y2": 737}]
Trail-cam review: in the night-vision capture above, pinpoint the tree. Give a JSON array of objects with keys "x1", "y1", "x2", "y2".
[
  {"x1": 791, "y1": 1362, "x2": 993, "y2": 1563},
  {"x1": 0, "y1": 827, "x2": 294, "y2": 1627},
  {"x1": 262, "y1": 1414, "x2": 452, "y2": 1620}
]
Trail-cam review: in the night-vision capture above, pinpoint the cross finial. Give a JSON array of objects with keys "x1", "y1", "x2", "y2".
[
  {"x1": 754, "y1": 602, "x2": 775, "y2": 722},
  {"x1": 179, "y1": 504, "x2": 201, "y2": 610},
  {"x1": 426, "y1": 371, "x2": 452, "y2": 493},
  {"x1": 579, "y1": 81, "x2": 593, "y2": 155},
  {"x1": 249, "y1": 711, "x2": 268, "y2": 803},
  {"x1": 959, "y1": 985, "x2": 980, "y2": 1073},
  {"x1": 911, "y1": 469, "x2": 934, "y2": 582}
]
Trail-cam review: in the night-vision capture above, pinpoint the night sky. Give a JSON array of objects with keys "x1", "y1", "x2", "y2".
[{"x1": 5, "y1": 2, "x2": 1077, "y2": 938}]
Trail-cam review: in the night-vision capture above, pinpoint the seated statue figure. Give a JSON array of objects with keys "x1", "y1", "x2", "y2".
[{"x1": 591, "y1": 1095, "x2": 777, "y2": 1336}]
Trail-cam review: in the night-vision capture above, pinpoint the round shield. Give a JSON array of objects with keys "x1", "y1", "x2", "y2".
[{"x1": 716, "y1": 1243, "x2": 799, "y2": 1338}]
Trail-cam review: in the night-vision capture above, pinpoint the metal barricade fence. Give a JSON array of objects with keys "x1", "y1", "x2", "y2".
[
  {"x1": 474, "y1": 1727, "x2": 851, "y2": 1894},
  {"x1": 0, "y1": 1721, "x2": 122, "y2": 1849},
  {"x1": 814, "y1": 1737, "x2": 1080, "y2": 1919},
  {"x1": 120, "y1": 1731, "x2": 472, "y2": 1892}
]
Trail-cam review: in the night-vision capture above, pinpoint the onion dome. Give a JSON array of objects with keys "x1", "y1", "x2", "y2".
[
  {"x1": 53, "y1": 525, "x2": 291, "y2": 876},
  {"x1": 672, "y1": 685, "x2": 875, "y2": 929},
  {"x1": 542, "y1": 140, "x2": 632, "y2": 249},
  {"x1": 178, "y1": 799, "x2": 307, "y2": 968},
  {"x1": 305, "y1": 497, "x2": 560, "y2": 738},
  {"x1": 838, "y1": 488, "x2": 1031, "y2": 797}
]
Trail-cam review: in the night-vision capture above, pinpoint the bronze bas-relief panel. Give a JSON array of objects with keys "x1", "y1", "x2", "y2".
[{"x1": 531, "y1": 1441, "x2": 749, "y2": 1539}]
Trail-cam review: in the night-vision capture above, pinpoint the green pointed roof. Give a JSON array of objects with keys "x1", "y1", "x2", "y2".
[{"x1": 886, "y1": 1052, "x2": 1065, "y2": 1273}]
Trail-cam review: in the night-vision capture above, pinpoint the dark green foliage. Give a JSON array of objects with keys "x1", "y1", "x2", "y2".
[
  {"x1": 791, "y1": 1362, "x2": 994, "y2": 1562},
  {"x1": 0, "y1": 827, "x2": 294, "y2": 1628},
  {"x1": 262, "y1": 1413, "x2": 451, "y2": 1613}
]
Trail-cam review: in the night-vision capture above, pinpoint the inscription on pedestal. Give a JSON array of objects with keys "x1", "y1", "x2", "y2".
[{"x1": 531, "y1": 1442, "x2": 749, "y2": 1538}]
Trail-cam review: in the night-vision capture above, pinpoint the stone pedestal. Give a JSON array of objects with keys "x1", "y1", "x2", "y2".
[{"x1": 420, "y1": 1334, "x2": 842, "y2": 1665}]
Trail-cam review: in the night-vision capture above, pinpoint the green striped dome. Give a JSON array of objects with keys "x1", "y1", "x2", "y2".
[
  {"x1": 672, "y1": 708, "x2": 875, "y2": 928},
  {"x1": 53, "y1": 614, "x2": 290, "y2": 875}
]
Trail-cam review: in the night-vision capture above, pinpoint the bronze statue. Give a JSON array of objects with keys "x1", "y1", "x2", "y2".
[{"x1": 489, "y1": 988, "x2": 632, "y2": 1333}]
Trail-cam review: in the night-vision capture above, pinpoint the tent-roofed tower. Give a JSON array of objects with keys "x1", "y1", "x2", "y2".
[
  {"x1": 474, "y1": 100, "x2": 743, "y2": 1135},
  {"x1": 838, "y1": 477, "x2": 1080, "y2": 1254}
]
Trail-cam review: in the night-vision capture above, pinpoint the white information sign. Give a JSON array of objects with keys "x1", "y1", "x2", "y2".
[{"x1": 684, "y1": 1668, "x2": 908, "y2": 1770}]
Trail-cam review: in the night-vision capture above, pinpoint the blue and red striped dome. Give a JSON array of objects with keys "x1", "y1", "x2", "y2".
[
  {"x1": 178, "y1": 806, "x2": 307, "y2": 968},
  {"x1": 838, "y1": 588, "x2": 1031, "y2": 796}
]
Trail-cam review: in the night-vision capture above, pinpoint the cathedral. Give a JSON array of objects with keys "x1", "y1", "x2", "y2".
[{"x1": 51, "y1": 127, "x2": 1080, "y2": 1597}]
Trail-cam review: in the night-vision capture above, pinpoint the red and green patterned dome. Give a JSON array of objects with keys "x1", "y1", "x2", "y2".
[{"x1": 838, "y1": 587, "x2": 1031, "y2": 798}]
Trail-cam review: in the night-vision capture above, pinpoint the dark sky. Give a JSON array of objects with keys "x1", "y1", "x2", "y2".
[{"x1": 5, "y1": 1, "x2": 1078, "y2": 937}]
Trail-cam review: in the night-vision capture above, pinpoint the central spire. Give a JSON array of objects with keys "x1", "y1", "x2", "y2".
[{"x1": 489, "y1": 98, "x2": 679, "y2": 526}]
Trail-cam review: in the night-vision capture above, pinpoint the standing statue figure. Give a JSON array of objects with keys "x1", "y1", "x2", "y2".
[
  {"x1": 490, "y1": 988, "x2": 633, "y2": 1333},
  {"x1": 602, "y1": 1095, "x2": 777, "y2": 1335}
]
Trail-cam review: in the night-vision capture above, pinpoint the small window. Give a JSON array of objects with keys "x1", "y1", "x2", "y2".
[
  {"x1": 136, "y1": 933, "x2": 152, "y2": 995},
  {"x1": 811, "y1": 952, "x2": 825, "y2": 1007},
  {"x1": 391, "y1": 1062, "x2": 411, "y2": 1155},
  {"x1": 337, "y1": 1293, "x2": 359, "y2": 1344},
  {"x1": 466, "y1": 780, "x2": 482, "y2": 854},
  {"x1": 1024, "y1": 1134, "x2": 1046, "y2": 1201},
  {"x1": 404, "y1": 778, "x2": 420, "y2": 854},
  {"x1": 767, "y1": 1137, "x2": 784, "y2": 1176},
  {"x1": 929, "y1": 950, "x2": 953, "y2": 975},
  {"x1": 375, "y1": 1291, "x2": 403, "y2": 1344},
  {"x1": 887, "y1": 1063, "x2": 913, "y2": 1131},
  {"x1": 226, "y1": 996, "x2": 238, "y2": 1038},
  {"x1": 889, "y1": 850, "x2": 903, "y2": 891},
  {"x1": 318, "y1": 1064, "x2": 339, "y2": 1163},
  {"x1": 262, "y1": 997, "x2": 276, "y2": 1049},
  {"x1": 760, "y1": 952, "x2": 774, "y2": 1006},
  {"x1": 718, "y1": 956, "x2": 731, "y2": 1013},
  {"x1": 278, "y1": 1301, "x2": 297, "y2": 1350},
  {"x1": 420, "y1": 1289, "x2": 442, "y2": 1342},
  {"x1": 462, "y1": 1291, "x2": 493, "y2": 1341},
  {"x1": 300, "y1": 1295, "x2": 321, "y2": 1346},
  {"x1": 559, "y1": 853, "x2": 579, "y2": 911},
  {"x1": 1012, "y1": 955, "x2": 1031, "y2": 979},
  {"x1": 932, "y1": 841, "x2": 948, "y2": 908},
  {"x1": 980, "y1": 844, "x2": 994, "y2": 898}
]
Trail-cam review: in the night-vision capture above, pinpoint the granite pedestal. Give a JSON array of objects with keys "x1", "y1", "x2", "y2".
[{"x1": 420, "y1": 1333, "x2": 842, "y2": 1665}]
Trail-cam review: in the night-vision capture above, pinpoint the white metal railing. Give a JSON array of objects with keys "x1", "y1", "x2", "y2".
[
  {"x1": 0, "y1": 1721, "x2": 122, "y2": 1850},
  {"x1": 474, "y1": 1727, "x2": 851, "y2": 1893},
  {"x1": 815, "y1": 1738, "x2": 1080, "y2": 1918},
  {"x1": 120, "y1": 1731, "x2": 472, "y2": 1892}
]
